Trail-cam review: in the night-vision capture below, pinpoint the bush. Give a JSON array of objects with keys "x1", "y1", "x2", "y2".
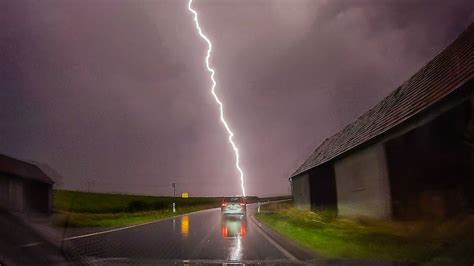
[
  {"x1": 54, "y1": 190, "x2": 222, "y2": 213},
  {"x1": 151, "y1": 201, "x2": 168, "y2": 210},
  {"x1": 127, "y1": 200, "x2": 171, "y2": 212},
  {"x1": 127, "y1": 200, "x2": 149, "y2": 212}
]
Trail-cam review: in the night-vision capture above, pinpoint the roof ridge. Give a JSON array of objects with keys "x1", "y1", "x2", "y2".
[{"x1": 0, "y1": 153, "x2": 54, "y2": 184}]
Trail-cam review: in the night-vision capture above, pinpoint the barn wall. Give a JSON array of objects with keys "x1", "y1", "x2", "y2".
[
  {"x1": 47, "y1": 184, "x2": 53, "y2": 214},
  {"x1": 334, "y1": 143, "x2": 392, "y2": 218},
  {"x1": 385, "y1": 100, "x2": 474, "y2": 219},
  {"x1": 23, "y1": 180, "x2": 51, "y2": 213},
  {"x1": 8, "y1": 178, "x2": 24, "y2": 212},
  {"x1": 308, "y1": 163, "x2": 337, "y2": 210},
  {"x1": 0, "y1": 174, "x2": 9, "y2": 209},
  {"x1": 292, "y1": 173, "x2": 311, "y2": 209},
  {"x1": 0, "y1": 173, "x2": 53, "y2": 214}
]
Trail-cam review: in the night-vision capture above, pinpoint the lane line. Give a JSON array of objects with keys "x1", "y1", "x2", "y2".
[
  {"x1": 20, "y1": 242, "x2": 43, "y2": 248},
  {"x1": 63, "y1": 207, "x2": 218, "y2": 241},
  {"x1": 249, "y1": 215, "x2": 298, "y2": 261}
]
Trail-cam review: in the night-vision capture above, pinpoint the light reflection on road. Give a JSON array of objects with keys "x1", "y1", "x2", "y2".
[
  {"x1": 173, "y1": 212, "x2": 249, "y2": 260},
  {"x1": 229, "y1": 235, "x2": 242, "y2": 261},
  {"x1": 221, "y1": 215, "x2": 247, "y2": 261},
  {"x1": 181, "y1": 215, "x2": 190, "y2": 238}
]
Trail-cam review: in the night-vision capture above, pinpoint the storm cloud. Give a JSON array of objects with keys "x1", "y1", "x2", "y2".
[{"x1": 1, "y1": 0, "x2": 472, "y2": 196}]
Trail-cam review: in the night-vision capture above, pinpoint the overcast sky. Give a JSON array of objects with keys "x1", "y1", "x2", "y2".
[{"x1": 1, "y1": 0, "x2": 473, "y2": 196}]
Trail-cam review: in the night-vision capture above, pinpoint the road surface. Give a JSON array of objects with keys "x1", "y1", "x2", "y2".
[
  {"x1": 3, "y1": 205, "x2": 409, "y2": 265},
  {"x1": 61, "y1": 204, "x2": 311, "y2": 264}
]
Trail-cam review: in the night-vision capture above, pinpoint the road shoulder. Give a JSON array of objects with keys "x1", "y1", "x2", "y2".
[{"x1": 250, "y1": 214, "x2": 319, "y2": 261}]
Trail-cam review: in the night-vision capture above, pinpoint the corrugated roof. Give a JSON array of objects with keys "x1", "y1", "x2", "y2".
[
  {"x1": 0, "y1": 154, "x2": 54, "y2": 184},
  {"x1": 292, "y1": 23, "x2": 474, "y2": 178}
]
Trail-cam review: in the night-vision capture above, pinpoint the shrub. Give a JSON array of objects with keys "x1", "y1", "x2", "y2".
[
  {"x1": 151, "y1": 201, "x2": 168, "y2": 210},
  {"x1": 127, "y1": 200, "x2": 149, "y2": 212}
]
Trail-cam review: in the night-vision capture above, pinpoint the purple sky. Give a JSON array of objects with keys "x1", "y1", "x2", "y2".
[{"x1": 1, "y1": 0, "x2": 473, "y2": 196}]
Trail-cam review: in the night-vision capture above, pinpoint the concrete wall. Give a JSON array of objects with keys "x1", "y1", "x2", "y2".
[
  {"x1": 47, "y1": 185, "x2": 53, "y2": 214},
  {"x1": 334, "y1": 143, "x2": 392, "y2": 218},
  {"x1": 291, "y1": 173, "x2": 311, "y2": 209},
  {"x1": 308, "y1": 163, "x2": 337, "y2": 209},
  {"x1": 0, "y1": 174, "x2": 9, "y2": 209},
  {"x1": 385, "y1": 100, "x2": 474, "y2": 218},
  {"x1": 0, "y1": 174, "x2": 52, "y2": 214},
  {"x1": 9, "y1": 178, "x2": 24, "y2": 212}
]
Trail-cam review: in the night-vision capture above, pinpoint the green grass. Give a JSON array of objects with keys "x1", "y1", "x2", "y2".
[
  {"x1": 52, "y1": 205, "x2": 215, "y2": 227},
  {"x1": 54, "y1": 190, "x2": 220, "y2": 213},
  {"x1": 255, "y1": 202, "x2": 474, "y2": 265},
  {"x1": 53, "y1": 190, "x2": 221, "y2": 227}
]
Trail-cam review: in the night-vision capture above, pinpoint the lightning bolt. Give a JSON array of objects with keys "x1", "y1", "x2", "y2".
[{"x1": 187, "y1": 0, "x2": 246, "y2": 197}]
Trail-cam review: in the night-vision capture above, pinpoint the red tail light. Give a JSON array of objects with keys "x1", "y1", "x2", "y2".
[
  {"x1": 221, "y1": 203, "x2": 227, "y2": 207},
  {"x1": 239, "y1": 203, "x2": 246, "y2": 206},
  {"x1": 240, "y1": 224, "x2": 246, "y2": 237},
  {"x1": 222, "y1": 226, "x2": 228, "y2": 238}
]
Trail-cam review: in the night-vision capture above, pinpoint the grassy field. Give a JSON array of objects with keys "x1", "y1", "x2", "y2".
[
  {"x1": 54, "y1": 190, "x2": 220, "y2": 213},
  {"x1": 52, "y1": 205, "x2": 217, "y2": 227},
  {"x1": 255, "y1": 201, "x2": 474, "y2": 265},
  {"x1": 53, "y1": 190, "x2": 221, "y2": 227}
]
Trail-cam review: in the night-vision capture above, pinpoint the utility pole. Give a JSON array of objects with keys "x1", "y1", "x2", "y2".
[
  {"x1": 171, "y1": 182, "x2": 176, "y2": 197},
  {"x1": 87, "y1": 179, "x2": 95, "y2": 193},
  {"x1": 171, "y1": 182, "x2": 177, "y2": 213}
]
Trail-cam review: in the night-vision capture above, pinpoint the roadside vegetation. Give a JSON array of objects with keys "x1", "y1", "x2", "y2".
[
  {"x1": 53, "y1": 190, "x2": 221, "y2": 227},
  {"x1": 255, "y1": 201, "x2": 474, "y2": 265}
]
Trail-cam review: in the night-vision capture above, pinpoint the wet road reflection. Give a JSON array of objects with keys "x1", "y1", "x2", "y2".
[
  {"x1": 221, "y1": 215, "x2": 247, "y2": 239},
  {"x1": 221, "y1": 215, "x2": 247, "y2": 261},
  {"x1": 181, "y1": 215, "x2": 190, "y2": 238}
]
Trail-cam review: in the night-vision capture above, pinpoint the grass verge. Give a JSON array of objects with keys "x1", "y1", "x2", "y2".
[
  {"x1": 54, "y1": 190, "x2": 220, "y2": 213},
  {"x1": 52, "y1": 190, "x2": 221, "y2": 227},
  {"x1": 255, "y1": 202, "x2": 474, "y2": 265},
  {"x1": 52, "y1": 204, "x2": 216, "y2": 227}
]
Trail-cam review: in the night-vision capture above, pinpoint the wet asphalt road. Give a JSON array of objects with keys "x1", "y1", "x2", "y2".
[
  {"x1": 63, "y1": 204, "x2": 301, "y2": 264},
  {"x1": 3, "y1": 206, "x2": 411, "y2": 265}
]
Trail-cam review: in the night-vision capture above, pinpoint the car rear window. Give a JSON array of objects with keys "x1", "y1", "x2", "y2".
[{"x1": 223, "y1": 197, "x2": 244, "y2": 203}]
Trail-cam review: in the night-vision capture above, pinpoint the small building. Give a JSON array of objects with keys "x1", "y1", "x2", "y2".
[
  {"x1": 0, "y1": 154, "x2": 54, "y2": 214},
  {"x1": 290, "y1": 24, "x2": 474, "y2": 219}
]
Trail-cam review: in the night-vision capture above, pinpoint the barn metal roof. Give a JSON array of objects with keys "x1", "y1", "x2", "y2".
[
  {"x1": 291, "y1": 23, "x2": 474, "y2": 178},
  {"x1": 0, "y1": 154, "x2": 54, "y2": 184}
]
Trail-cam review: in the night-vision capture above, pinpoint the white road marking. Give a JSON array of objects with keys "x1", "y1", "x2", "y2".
[
  {"x1": 20, "y1": 242, "x2": 42, "y2": 248},
  {"x1": 249, "y1": 215, "x2": 298, "y2": 261},
  {"x1": 63, "y1": 207, "x2": 218, "y2": 240}
]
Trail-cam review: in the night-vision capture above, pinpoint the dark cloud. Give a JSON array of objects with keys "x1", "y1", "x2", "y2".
[{"x1": 0, "y1": 0, "x2": 472, "y2": 196}]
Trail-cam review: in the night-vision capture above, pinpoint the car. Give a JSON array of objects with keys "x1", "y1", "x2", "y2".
[{"x1": 221, "y1": 196, "x2": 246, "y2": 215}]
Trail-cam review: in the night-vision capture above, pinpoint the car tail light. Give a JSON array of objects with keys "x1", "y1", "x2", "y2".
[
  {"x1": 222, "y1": 226, "x2": 228, "y2": 238},
  {"x1": 240, "y1": 224, "x2": 246, "y2": 237},
  {"x1": 221, "y1": 203, "x2": 227, "y2": 207},
  {"x1": 239, "y1": 203, "x2": 246, "y2": 206}
]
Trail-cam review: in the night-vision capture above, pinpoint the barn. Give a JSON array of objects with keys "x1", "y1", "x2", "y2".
[
  {"x1": 0, "y1": 154, "x2": 54, "y2": 214},
  {"x1": 290, "y1": 24, "x2": 474, "y2": 219}
]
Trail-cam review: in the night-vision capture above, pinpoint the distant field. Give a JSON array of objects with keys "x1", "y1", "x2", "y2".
[
  {"x1": 53, "y1": 190, "x2": 223, "y2": 227},
  {"x1": 53, "y1": 190, "x2": 290, "y2": 227},
  {"x1": 52, "y1": 190, "x2": 289, "y2": 227},
  {"x1": 54, "y1": 190, "x2": 221, "y2": 213}
]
